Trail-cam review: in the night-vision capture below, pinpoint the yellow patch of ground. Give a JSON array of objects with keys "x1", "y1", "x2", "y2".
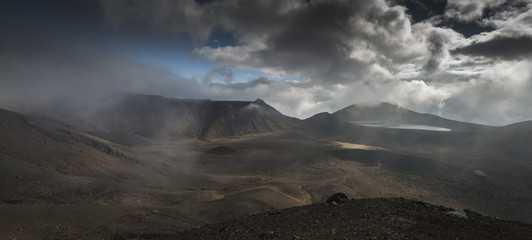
[{"x1": 332, "y1": 141, "x2": 389, "y2": 151}]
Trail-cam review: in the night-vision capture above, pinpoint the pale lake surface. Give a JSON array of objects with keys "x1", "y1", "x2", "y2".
[{"x1": 358, "y1": 123, "x2": 452, "y2": 132}]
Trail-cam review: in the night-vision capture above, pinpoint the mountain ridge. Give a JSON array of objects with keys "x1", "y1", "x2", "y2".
[
  {"x1": 332, "y1": 102, "x2": 489, "y2": 131},
  {"x1": 81, "y1": 93, "x2": 301, "y2": 140},
  {"x1": 4, "y1": 93, "x2": 513, "y2": 137}
]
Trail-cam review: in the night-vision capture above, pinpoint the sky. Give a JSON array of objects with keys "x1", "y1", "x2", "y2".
[{"x1": 1, "y1": 0, "x2": 532, "y2": 125}]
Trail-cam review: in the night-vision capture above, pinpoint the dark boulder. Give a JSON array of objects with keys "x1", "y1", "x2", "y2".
[{"x1": 326, "y1": 193, "x2": 348, "y2": 204}]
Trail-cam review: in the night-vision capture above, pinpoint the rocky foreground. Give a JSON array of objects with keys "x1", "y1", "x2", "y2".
[{"x1": 119, "y1": 198, "x2": 532, "y2": 240}]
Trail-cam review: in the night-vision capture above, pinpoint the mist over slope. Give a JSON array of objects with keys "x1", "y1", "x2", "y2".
[
  {"x1": 83, "y1": 93, "x2": 300, "y2": 140},
  {"x1": 2, "y1": 94, "x2": 532, "y2": 238}
]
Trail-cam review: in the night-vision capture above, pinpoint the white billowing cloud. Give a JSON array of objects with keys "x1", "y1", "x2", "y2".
[
  {"x1": 100, "y1": 0, "x2": 435, "y2": 83},
  {"x1": 4, "y1": 0, "x2": 532, "y2": 126},
  {"x1": 445, "y1": 0, "x2": 507, "y2": 22},
  {"x1": 440, "y1": 59, "x2": 532, "y2": 124},
  {"x1": 3, "y1": 28, "x2": 532, "y2": 126},
  {"x1": 76, "y1": 0, "x2": 532, "y2": 124},
  {"x1": 388, "y1": 80, "x2": 451, "y2": 112},
  {"x1": 201, "y1": 77, "x2": 450, "y2": 120},
  {"x1": 493, "y1": 3, "x2": 532, "y2": 36}
]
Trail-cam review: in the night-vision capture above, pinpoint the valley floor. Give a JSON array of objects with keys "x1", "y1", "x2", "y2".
[{"x1": 2, "y1": 129, "x2": 532, "y2": 238}]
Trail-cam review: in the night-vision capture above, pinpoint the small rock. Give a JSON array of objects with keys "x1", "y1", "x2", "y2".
[{"x1": 447, "y1": 210, "x2": 468, "y2": 219}]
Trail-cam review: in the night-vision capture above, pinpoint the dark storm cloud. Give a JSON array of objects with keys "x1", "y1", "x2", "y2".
[
  {"x1": 452, "y1": 36, "x2": 532, "y2": 60},
  {"x1": 225, "y1": 77, "x2": 272, "y2": 90},
  {"x1": 93, "y1": 0, "x2": 532, "y2": 124},
  {"x1": 0, "y1": 26, "x2": 326, "y2": 119},
  {"x1": 100, "y1": 0, "x2": 427, "y2": 83},
  {"x1": 190, "y1": 0, "x2": 369, "y2": 80},
  {"x1": 424, "y1": 30, "x2": 450, "y2": 73},
  {"x1": 389, "y1": 0, "x2": 498, "y2": 37},
  {"x1": 441, "y1": 0, "x2": 532, "y2": 37},
  {"x1": 242, "y1": 1, "x2": 357, "y2": 78},
  {"x1": 4, "y1": 0, "x2": 532, "y2": 125}
]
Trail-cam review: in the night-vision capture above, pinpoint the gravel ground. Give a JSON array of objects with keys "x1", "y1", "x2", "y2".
[{"x1": 144, "y1": 198, "x2": 532, "y2": 240}]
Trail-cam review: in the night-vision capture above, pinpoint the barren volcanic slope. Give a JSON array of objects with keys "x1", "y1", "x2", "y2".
[
  {"x1": 1, "y1": 94, "x2": 532, "y2": 238},
  {"x1": 84, "y1": 93, "x2": 300, "y2": 140},
  {"x1": 174, "y1": 198, "x2": 532, "y2": 240}
]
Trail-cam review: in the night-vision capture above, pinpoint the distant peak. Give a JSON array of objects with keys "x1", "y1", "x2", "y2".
[
  {"x1": 339, "y1": 102, "x2": 393, "y2": 111},
  {"x1": 254, "y1": 98, "x2": 266, "y2": 105},
  {"x1": 378, "y1": 102, "x2": 398, "y2": 106},
  {"x1": 356, "y1": 102, "x2": 398, "y2": 108}
]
